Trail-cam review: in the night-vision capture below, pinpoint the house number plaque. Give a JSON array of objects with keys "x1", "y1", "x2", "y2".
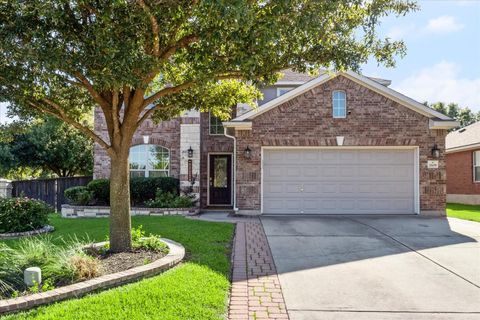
[
  {"x1": 427, "y1": 160, "x2": 439, "y2": 169},
  {"x1": 188, "y1": 160, "x2": 193, "y2": 182}
]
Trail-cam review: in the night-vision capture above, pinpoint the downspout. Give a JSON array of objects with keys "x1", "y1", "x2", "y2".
[{"x1": 224, "y1": 127, "x2": 238, "y2": 212}]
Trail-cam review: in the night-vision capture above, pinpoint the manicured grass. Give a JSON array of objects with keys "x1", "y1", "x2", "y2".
[
  {"x1": 447, "y1": 203, "x2": 480, "y2": 223},
  {"x1": 1, "y1": 214, "x2": 234, "y2": 320}
]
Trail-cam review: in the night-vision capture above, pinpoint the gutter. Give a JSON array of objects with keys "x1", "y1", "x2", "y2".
[{"x1": 224, "y1": 127, "x2": 238, "y2": 212}]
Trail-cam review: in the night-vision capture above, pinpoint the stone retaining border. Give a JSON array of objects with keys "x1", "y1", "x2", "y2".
[
  {"x1": 61, "y1": 204, "x2": 199, "y2": 218},
  {"x1": 0, "y1": 225, "x2": 54, "y2": 240},
  {"x1": 0, "y1": 238, "x2": 185, "y2": 315}
]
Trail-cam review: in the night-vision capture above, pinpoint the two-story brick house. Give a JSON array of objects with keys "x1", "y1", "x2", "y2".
[{"x1": 94, "y1": 70, "x2": 458, "y2": 215}]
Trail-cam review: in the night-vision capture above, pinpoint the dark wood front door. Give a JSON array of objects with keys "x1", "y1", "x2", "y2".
[{"x1": 209, "y1": 154, "x2": 232, "y2": 205}]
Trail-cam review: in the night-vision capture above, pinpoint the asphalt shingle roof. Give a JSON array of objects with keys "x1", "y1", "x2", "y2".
[{"x1": 446, "y1": 120, "x2": 480, "y2": 151}]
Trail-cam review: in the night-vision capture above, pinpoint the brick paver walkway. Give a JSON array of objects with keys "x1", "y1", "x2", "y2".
[{"x1": 228, "y1": 221, "x2": 289, "y2": 320}]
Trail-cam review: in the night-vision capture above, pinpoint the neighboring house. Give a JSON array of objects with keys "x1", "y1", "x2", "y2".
[
  {"x1": 94, "y1": 70, "x2": 458, "y2": 215},
  {"x1": 446, "y1": 121, "x2": 480, "y2": 205}
]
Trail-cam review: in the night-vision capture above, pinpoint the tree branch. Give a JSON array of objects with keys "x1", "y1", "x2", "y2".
[
  {"x1": 28, "y1": 99, "x2": 112, "y2": 154},
  {"x1": 74, "y1": 72, "x2": 111, "y2": 110},
  {"x1": 159, "y1": 34, "x2": 199, "y2": 61},
  {"x1": 137, "y1": 0, "x2": 160, "y2": 56}
]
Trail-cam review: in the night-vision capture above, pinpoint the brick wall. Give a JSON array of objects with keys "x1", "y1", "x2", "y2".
[
  {"x1": 446, "y1": 149, "x2": 480, "y2": 194},
  {"x1": 93, "y1": 108, "x2": 182, "y2": 179},
  {"x1": 235, "y1": 75, "x2": 447, "y2": 214}
]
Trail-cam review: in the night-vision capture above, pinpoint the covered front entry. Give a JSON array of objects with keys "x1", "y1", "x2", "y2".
[
  {"x1": 262, "y1": 148, "x2": 417, "y2": 214},
  {"x1": 208, "y1": 154, "x2": 232, "y2": 205}
]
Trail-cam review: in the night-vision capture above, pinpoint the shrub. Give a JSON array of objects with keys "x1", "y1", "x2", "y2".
[
  {"x1": 85, "y1": 177, "x2": 179, "y2": 206},
  {"x1": 68, "y1": 254, "x2": 101, "y2": 281},
  {"x1": 64, "y1": 186, "x2": 93, "y2": 205},
  {"x1": 104, "y1": 225, "x2": 168, "y2": 253},
  {"x1": 86, "y1": 179, "x2": 110, "y2": 205},
  {"x1": 145, "y1": 190, "x2": 194, "y2": 208},
  {"x1": 0, "y1": 197, "x2": 51, "y2": 233},
  {"x1": 130, "y1": 177, "x2": 179, "y2": 205}
]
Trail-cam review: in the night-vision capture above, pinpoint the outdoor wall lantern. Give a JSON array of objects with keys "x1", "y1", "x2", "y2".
[
  {"x1": 187, "y1": 146, "x2": 194, "y2": 158},
  {"x1": 244, "y1": 146, "x2": 252, "y2": 158},
  {"x1": 431, "y1": 144, "x2": 440, "y2": 158}
]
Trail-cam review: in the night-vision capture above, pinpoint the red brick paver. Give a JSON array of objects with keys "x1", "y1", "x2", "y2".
[{"x1": 229, "y1": 221, "x2": 289, "y2": 320}]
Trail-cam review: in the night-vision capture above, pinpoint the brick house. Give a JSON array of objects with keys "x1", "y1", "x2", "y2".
[
  {"x1": 94, "y1": 70, "x2": 458, "y2": 215},
  {"x1": 446, "y1": 121, "x2": 480, "y2": 205}
]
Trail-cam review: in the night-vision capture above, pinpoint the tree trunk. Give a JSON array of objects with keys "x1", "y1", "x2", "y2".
[{"x1": 109, "y1": 151, "x2": 132, "y2": 252}]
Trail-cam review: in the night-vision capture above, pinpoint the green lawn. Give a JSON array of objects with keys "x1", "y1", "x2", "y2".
[
  {"x1": 447, "y1": 203, "x2": 480, "y2": 223},
  {"x1": 0, "y1": 214, "x2": 235, "y2": 320}
]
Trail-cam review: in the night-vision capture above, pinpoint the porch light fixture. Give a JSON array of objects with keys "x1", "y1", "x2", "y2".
[
  {"x1": 431, "y1": 144, "x2": 440, "y2": 158},
  {"x1": 244, "y1": 146, "x2": 252, "y2": 158},
  {"x1": 143, "y1": 135, "x2": 149, "y2": 144},
  {"x1": 187, "y1": 146, "x2": 194, "y2": 158},
  {"x1": 336, "y1": 136, "x2": 345, "y2": 146}
]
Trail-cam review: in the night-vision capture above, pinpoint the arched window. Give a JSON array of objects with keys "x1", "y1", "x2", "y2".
[
  {"x1": 332, "y1": 90, "x2": 347, "y2": 118},
  {"x1": 129, "y1": 144, "x2": 170, "y2": 178}
]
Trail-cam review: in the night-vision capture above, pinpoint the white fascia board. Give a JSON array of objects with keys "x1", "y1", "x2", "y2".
[
  {"x1": 222, "y1": 121, "x2": 252, "y2": 130},
  {"x1": 343, "y1": 71, "x2": 452, "y2": 121},
  {"x1": 446, "y1": 142, "x2": 480, "y2": 154},
  {"x1": 429, "y1": 119, "x2": 460, "y2": 130},
  {"x1": 274, "y1": 81, "x2": 307, "y2": 85},
  {"x1": 234, "y1": 73, "x2": 334, "y2": 121}
]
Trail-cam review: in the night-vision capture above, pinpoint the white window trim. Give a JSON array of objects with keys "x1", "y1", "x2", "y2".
[
  {"x1": 129, "y1": 144, "x2": 171, "y2": 178},
  {"x1": 276, "y1": 87, "x2": 295, "y2": 97},
  {"x1": 474, "y1": 151, "x2": 480, "y2": 183},
  {"x1": 332, "y1": 90, "x2": 347, "y2": 119},
  {"x1": 209, "y1": 112, "x2": 225, "y2": 136}
]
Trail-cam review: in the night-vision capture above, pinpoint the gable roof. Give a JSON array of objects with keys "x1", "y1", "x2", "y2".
[
  {"x1": 446, "y1": 121, "x2": 480, "y2": 153},
  {"x1": 223, "y1": 71, "x2": 457, "y2": 129}
]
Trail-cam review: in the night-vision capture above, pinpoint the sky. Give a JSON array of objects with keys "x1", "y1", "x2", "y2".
[
  {"x1": 361, "y1": 0, "x2": 480, "y2": 111},
  {"x1": 1, "y1": 0, "x2": 479, "y2": 124}
]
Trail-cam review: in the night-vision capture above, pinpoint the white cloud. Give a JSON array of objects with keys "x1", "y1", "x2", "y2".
[
  {"x1": 425, "y1": 16, "x2": 464, "y2": 34},
  {"x1": 393, "y1": 61, "x2": 480, "y2": 111}
]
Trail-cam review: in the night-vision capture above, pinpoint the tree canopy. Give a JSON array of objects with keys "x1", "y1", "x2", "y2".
[
  {"x1": 0, "y1": 0, "x2": 418, "y2": 251},
  {"x1": 0, "y1": 117, "x2": 93, "y2": 179},
  {"x1": 428, "y1": 102, "x2": 480, "y2": 129}
]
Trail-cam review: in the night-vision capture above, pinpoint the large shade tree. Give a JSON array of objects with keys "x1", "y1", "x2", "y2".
[{"x1": 0, "y1": 0, "x2": 417, "y2": 252}]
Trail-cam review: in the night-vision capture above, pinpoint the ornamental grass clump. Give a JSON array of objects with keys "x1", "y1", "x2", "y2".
[{"x1": 0, "y1": 236, "x2": 100, "y2": 298}]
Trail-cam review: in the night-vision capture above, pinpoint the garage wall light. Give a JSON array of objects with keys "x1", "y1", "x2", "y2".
[{"x1": 431, "y1": 144, "x2": 440, "y2": 158}]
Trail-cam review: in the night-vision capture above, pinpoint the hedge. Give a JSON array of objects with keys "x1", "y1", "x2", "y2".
[{"x1": 65, "y1": 177, "x2": 179, "y2": 206}]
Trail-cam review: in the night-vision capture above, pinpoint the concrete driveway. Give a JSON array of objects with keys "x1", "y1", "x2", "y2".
[{"x1": 261, "y1": 216, "x2": 480, "y2": 320}]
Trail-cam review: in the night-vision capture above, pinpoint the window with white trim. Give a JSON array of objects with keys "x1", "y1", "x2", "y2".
[
  {"x1": 276, "y1": 87, "x2": 294, "y2": 97},
  {"x1": 129, "y1": 144, "x2": 170, "y2": 178},
  {"x1": 209, "y1": 113, "x2": 224, "y2": 135},
  {"x1": 474, "y1": 151, "x2": 480, "y2": 182},
  {"x1": 332, "y1": 90, "x2": 347, "y2": 118}
]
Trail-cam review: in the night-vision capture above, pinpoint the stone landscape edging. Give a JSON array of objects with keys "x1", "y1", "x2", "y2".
[
  {"x1": 0, "y1": 225, "x2": 54, "y2": 240},
  {"x1": 0, "y1": 238, "x2": 185, "y2": 315},
  {"x1": 61, "y1": 204, "x2": 199, "y2": 218}
]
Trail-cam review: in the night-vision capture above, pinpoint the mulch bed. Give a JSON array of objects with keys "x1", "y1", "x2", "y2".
[{"x1": 86, "y1": 249, "x2": 167, "y2": 275}]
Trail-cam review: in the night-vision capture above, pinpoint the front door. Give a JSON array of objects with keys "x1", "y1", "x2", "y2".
[{"x1": 209, "y1": 154, "x2": 232, "y2": 205}]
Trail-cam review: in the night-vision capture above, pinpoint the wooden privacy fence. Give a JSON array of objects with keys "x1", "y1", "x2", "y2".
[{"x1": 12, "y1": 176, "x2": 93, "y2": 212}]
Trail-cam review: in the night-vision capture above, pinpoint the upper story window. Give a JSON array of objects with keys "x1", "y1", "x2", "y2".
[
  {"x1": 209, "y1": 113, "x2": 224, "y2": 135},
  {"x1": 276, "y1": 87, "x2": 294, "y2": 97},
  {"x1": 332, "y1": 90, "x2": 347, "y2": 118},
  {"x1": 474, "y1": 151, "x2": 480, "y2": 182},
  {"x1": 129, "y1": 144, "x2": 170, "y2": 178}
]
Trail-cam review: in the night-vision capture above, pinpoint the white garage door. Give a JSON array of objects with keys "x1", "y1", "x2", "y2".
[{"x1": 262, "y1": 148, "x2": 416, "y2": 214}]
